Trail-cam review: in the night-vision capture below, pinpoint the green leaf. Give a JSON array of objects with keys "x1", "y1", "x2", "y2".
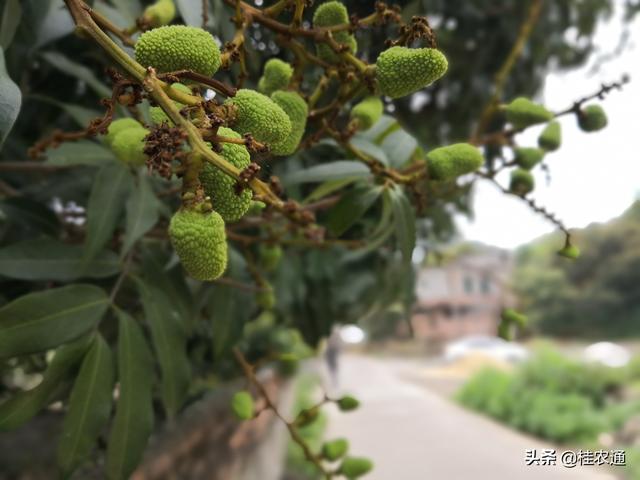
[
  {"x1": 350, "y1": 137, "x2": 389, "y2": 165},
  {"x1": 57, "y1": 335, "x2": 114, "y2": 478},
  {"x1": 0, "y1": 198, "x2": 59, "y2": 235},
  {"x1": 122, "y1": 174, "x2": 161, "y2": 256},
  {"x1": 284, "y1": 161, "x2": 370, "y2": 185},
  {"x1": 0, "y1": 48, "x2": 21, "y2": 149},
  {"x1": 327, "y1": 186, "x2": 382, "y2": 237},
  {"x1": 29, "y1": 95, "x2": 102, "y2": 128},
  {"x1": 0, "y1": 238, "x2": 120, "y2": 281},
  {"x1": 0, "y1": 0, "x2": 22, "y2": 49},
  {"x1": 105, "y1": 0, "x2": 142, "y2": 23},
  {"x1": 136, "y1": 278, "x2": 190, "y2": 418},
  {"x1": 380, "y1": 129, "x2": 418, "y2": 168},
  {"x1": 41, "y1": 51, "x2": 111, "y2": 98},
  {"x1": 44, "y1": 141, "x2": 114, "y2": 167},
  {"x1": 360, "y1": 115, "x2": 397, "y2": 143},
  {"x1": 389, "y1": 186, "x2": 416, "y2": 265},
  {"x1": 303, "y1": 178, "x2": 358, "y2": 204},
  {"x1": 106, "y1": 310, "x2": 154, "y2": 480},
  {"x1": 0, "y1": 336, "x2": 92, "y2": 431},
  {"x1": 0, "y1": 285, "x2": 109, "y2": 359},
  {"x1": 84, "y1": 162, "x2": 134, "y2": 262}
]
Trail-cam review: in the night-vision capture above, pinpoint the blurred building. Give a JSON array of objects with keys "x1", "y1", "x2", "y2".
[{"x1": 410, "y1": 244, "x2": 514, "y2": 343}]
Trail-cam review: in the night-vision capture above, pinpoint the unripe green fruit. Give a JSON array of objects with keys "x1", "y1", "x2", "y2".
[
  {"x1": 256, "y1": 284, "x2": 276, "y2": 310},
  {"x1": 350, "y1": 97, "x2": 384, "y2": 130},
  {"x1": 376, "y1": 47, "x2": 448, "y2": 99},
  {"x1": 149, "y1": 83, "x2": 192, "y2": 125},
  {"x1": 558, "y1": 243, "x2": 580, "y2": 260},
  {"x1": 578, "y1": 104, "x2": 607, "y2": 132},
  {"x1": 337, "y1": 395, "x2": 359, "y2": 412},
  {"x1": 295, "y1": 406, "x2": 320, "y2": 427},
  {"x1": 538, "y1": 121, "x2": 561, "y2": 151},
  {"x1": 501, "y1": 308, "x2": 527, "y2": 328},
  {"x1": 248, "y1": 200, "x2": 266, "y2": 215},
  {"x1": 258, "y1": 58, "x2": 293, "y2": 95},
  {"x1": 142, "y1": 0, "x2": 176, "y2": 27},
  {"x1": 225, "y1": 89, "x2": 292, "y2": 146},
  {"x1": 270, "y1": 91, "x2": 308, "y2": 156},
  {"x1": 322, "y1": 438, "x2": 349, "y2": 461},
  {"x1": 426, "y1": 143, "x2": 484, "y2": 181},
  {"x1": 259, "y1": 244, "x2": 283, "y2": 272},
  {"x1": 111, "y1": 128, "x2": 150, "y2": 166},
  {"x1": 231, "y1": 391, "x2": 254, "y2": 420},
  {"x1": 135, "y1": 26, "x2": 221, "y2": 77},
  {"x1": 509, "y1": 168, "x2": 534, "y2": 196},
  {"x1": 313, "y1": 1, "x2": 357, "y2": 64},
  {"x1": 168, "y1": 208, "x2": 227, "y2": 281},
  {"x1": 199, "y1": 127, "x2": 253, "y2": 222},
  {"x1": 504, "y1": 97, "x2": 553, "y2": 130},
  {"x1": 339, "y1": 457, "x2": 373, "y2": 479},
  {"x1": 105, "y1": 118, "x2": 145, "y2": 146},
  {"x1": 514, "y1": 147, "x2": 544, "y2": 170}
]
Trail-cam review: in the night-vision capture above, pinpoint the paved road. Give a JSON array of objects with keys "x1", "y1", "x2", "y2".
[{"x1": 324, "y1": 354, "x2": 618, "y2": 480}]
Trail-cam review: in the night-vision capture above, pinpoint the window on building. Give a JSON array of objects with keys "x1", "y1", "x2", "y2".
[
  {"x1": 480, "y1": 274, "x2": 491, "y2": 295},
  {"x1": 463, "y1": 275, "x2": 474, "y2": 294}
]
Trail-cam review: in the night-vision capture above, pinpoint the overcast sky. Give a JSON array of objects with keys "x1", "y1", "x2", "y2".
[{"x1": 456, "y1": 3, "x2": 640, "y2": 250}]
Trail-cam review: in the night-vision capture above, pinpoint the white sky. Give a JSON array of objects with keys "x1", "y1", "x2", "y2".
[{"x1": 456, "y1": 2, "x2": 640, "y2": 250}]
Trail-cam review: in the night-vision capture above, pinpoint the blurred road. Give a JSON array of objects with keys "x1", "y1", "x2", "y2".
[{"x1": 324, "y1": 354, "x2": 618, "y2": 480}]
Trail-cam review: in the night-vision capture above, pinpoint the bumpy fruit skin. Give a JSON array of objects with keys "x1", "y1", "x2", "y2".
[
  {"x1": 514, "y1": 147, "x2": 545, "y2": 170},
  {"x1": 231, "y1": 391, "x2": 254, "y2": 420},
  {"x1": 225, "y1": 89, "x2": 292, "y2": 145},
  {"x1": 558, "y1": 244, "x2": 580, "y2": 260},
  {"x1": 199, "y1": 127, "x2": 253, "y2": 222},
  {"x1": 258, "y1": 58, "x2": 293, "y2": 95},
  {"x1": 350, "y1": 96, "x2": 384, "y2": 130},
  {"x1": 322, "y1": 438, "x2": 349, "y2": 461},
  {"x1": 313, "y1": 1, "x2": 357, "y2": 63},
  {"x1": 105, "y1": 118, "x2": 144, "y2": 146},
  {"x1": 337, "y1": 395, "x2": 360, "y2": 411},
  {"x1": 135, "y1": 26, "x2": 221, "y2": 77},
  {"x1": 168, "y1": 209, "x2": 227, "y2": 281},
  {"x1": 509, "y1": 168, "x2": 534, "y2": 196},
  {"x1": 578, "y1": 105, "x2": 607, "y2": 132},
  {"x1": 501, "y1": 308, "x2": 527, "y2": 328},
  {"x1": 376, "y1": 47, "x2": 448, "y2": 99},
  {"x1": 142, "y1": 0, "x2": 176, "y2": 27},
  {"x1": 111, "y1": 128, "x2": 150, "y2": 166},
  {"x1": 504, "y1": 97, "x2": 553, "y2": 130},
  {"x1": 270, "y1": 91, "x2": 308, "y2": 156},
  {"x1": 149, "y1": 83, "x2": 192, "y2": 125},
  {"x1": 538, "y1": 121, "x2": 561, "y2": 151},
  {"x1": 340, "y1": 457, "x2": 373, "y2": 478},
  {"x1": 427, "y1": 143, "x2": 484, "y2": 181}
]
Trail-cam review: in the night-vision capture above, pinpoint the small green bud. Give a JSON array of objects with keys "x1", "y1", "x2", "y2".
[
  {"x1": 376, "y1": 47, "x2": 448, "y2": 99},
  {"x1": 339, "y1": 456, "x2": 373, "y2": 478},
  {"x1": 501, "y1": 308, "x2": 527, "y2": 328},
  {"x1": 504, "y1": 97, "x2": 553, "y2": 130},
  {"x1": 578, "y1": 104, "x2": 607, "y2": 132},
  {"x1": 142, "y1": 0, "x2": 176, "y2": 27},
  {"x1": 258, "y1": 58, "x2": 293, "y2": 95},
  {"x1": 295, "y1": 406, "x2": 320, "y2": 427},
  {"x1": 509, "y1": 168, "x2": 534, "y2": 196},
  {"x1": 426, "y1": 143, "x2": 484, "y2": 181},
  {"x1": 558, "y1": 243, "x2": 580, "y2": 260},
  {"x1": 514, "y1": 147, "x2": 545, "y2": 170},
  {"x1": 135, "y1": 25, "x2": 221, "y2": 77},
  {"x1": 350, "y1": 97, "x2": 384, "y2": 130},
  {"x1": 111, "y1": 128, "x2": 150, "y2": 166},
  {"x1": 322, "y1": 438, "x2": 350, "y2": 461},
  {"x1": 259, "y1": 244, "x2": 283, "y2": 272},
  {"x1": 231, "y1": 391, "x2": 254, "y2": 420},
  {"x1": 337, "y1": 395, "x2": 360, "y2": 412},
  {"x1": 105, "y1": 118, "x2": 145, "y2": 146},
  {"x1": 538, "y1": 121, "x2": 561, "y2": 151}
]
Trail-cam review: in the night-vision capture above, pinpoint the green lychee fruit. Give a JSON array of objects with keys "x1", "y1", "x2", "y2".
[
  {"x1": 509, "y1": 168, "x2": 534, "y2": 196},
  {"x1": 426, "y1": 143, "x2": 484, "y2": 181},
  {"x1": 504, "y1": 97, "x2": 553, "y2": 130},
  {"x1": 376, "y1": 47, "x2": 448, "y2": 99},
  {"x1": 270, "y1": 91, "x2": 308, "y2": 156},
  {"x1": 538, "y1": 121, "x2": 561, "y2": 151},
  {"x1": 231, "y1": 391, "x2": 254, "y2": 420},
  {"x1": 111, "y1": 128, "x2": 150, "y2": 166},
  {"x1": 258, "y1": 58, "x2": 293, "y2": 95},
  {"x1": 578, "y1": 104, "x2": 607, "y2": 132},
  {"x1": 350, "y1": 97, "x2": 384, "y2": 130}
]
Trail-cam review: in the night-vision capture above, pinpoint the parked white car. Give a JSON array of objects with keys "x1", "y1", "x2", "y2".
[{"x1": 444, "y1": 335, "x2": 528, "y2": 363}]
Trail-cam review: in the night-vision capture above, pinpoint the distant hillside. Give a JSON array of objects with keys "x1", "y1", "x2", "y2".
[{"x1": 514, "y1": 200, "x2": 640, "y2": 337}]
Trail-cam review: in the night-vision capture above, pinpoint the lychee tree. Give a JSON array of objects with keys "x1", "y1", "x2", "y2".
[{"x1": 0, "y1": 0, "x2": 630, "y2": 478}]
